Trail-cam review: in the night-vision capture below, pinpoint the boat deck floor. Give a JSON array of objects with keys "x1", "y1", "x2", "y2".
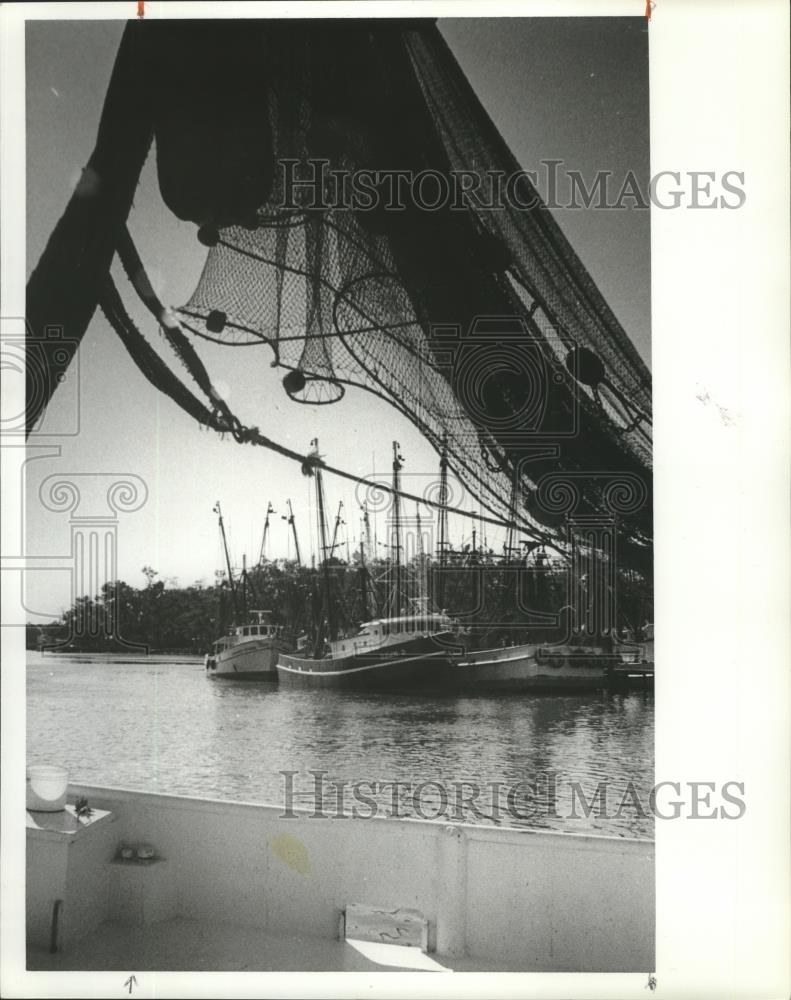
[{"x1": 28, "y1": 917, "x2": 514, "y2": 973}]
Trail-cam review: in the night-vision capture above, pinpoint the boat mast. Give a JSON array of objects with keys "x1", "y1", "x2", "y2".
[
  {"x1": 415, "y1": 503, "x2": 429, "y2": 613},
  {"x1": 241, "y1": 554, "x2": 249, "y2": 619},
  {"x1": 282, "y1": 499, "x2": 302, "y2": 566},
  {"x1": 360, "y1": 502, "x2": 378, "y2": 618},
  {"x1": 504, "y1": 474, "x2": 518, "y2": 565},
  {"x1": 358, "y1": 535, "x2": 370, "y2": 622},
  {"x1": 213, "y1": 501, "x2": 238, "y2": 620},
  {"x1": 329, "y1": 501, "x2": 345, "y2": 558},
  {"x1": 436, "y1": 434, "x2": 449, "y2": 610},
  {"x1": 390, "y1": 441, "x2": 404, "y2": 617},
  {"x1": 258, "y1": 502, "x2": 275, "y2": 566},
  {"x1": 312, "y1": 439, "x2": 337, "y2": 653},
  {"x1": 361, "y1": 503, "x2": 373, "y2": 566}
]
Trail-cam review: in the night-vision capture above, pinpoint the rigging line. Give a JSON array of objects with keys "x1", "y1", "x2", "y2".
[
  {"x1": 118, "y1": 226, "x2": 545, "y2": 537},
  {"x1": 116, "y1": 227, "x2": 237, "y2": 423},
  {"x1": 181, "y1": 303, "x2": 544, "y2": 539},
  {"x1": 600, "y1": 378, "x2": 652, "y2": 430},
  {"x1": 180, "y1": 311, "x2": 420, "y2": 344},
  {"x1": 102, "y1": 271, "x2": 558, "y2": 548}
]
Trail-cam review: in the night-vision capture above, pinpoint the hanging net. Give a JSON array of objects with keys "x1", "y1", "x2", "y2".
[{"x1": 27, "y1": 18, "x2": 653, "y2": 573}]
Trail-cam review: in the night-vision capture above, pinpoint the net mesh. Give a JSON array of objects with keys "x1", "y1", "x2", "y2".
[{"x1": 160, "y1": 21, "x2": 652, "y2": 560}]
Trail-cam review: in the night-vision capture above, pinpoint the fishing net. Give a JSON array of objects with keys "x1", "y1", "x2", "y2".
[{"x1": 28, "y1": 18, "x2": 653, "y2": 572}]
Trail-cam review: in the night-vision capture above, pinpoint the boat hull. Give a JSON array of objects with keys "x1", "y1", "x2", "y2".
[
  {"x1": 428, "y1": 642, "x2": 615, "y2": 693},
  {"x1": 276, "y1": 633, "x2": 460, "y2": 690},
  {"x1": 611, "y1": 638, "x2": 654, "y2": 687},
  {"x1": 618, "y1": 638, "x2": 654, "y2": 668},
  {"x1": 206, "y1": 638, "x2": 289, "y2": 680}
]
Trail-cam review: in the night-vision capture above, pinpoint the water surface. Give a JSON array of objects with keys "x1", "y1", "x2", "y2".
[{"x1": 26, "y1": 652, "x2": 654, "y2": 838}]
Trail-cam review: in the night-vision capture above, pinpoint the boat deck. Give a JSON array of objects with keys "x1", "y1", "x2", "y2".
[
  {"x1": 24, "y1": 784, "x2": 655, "y2": 975},
  {"x1": 27, "y1": 917, "x2": 510, "y2": 973}
]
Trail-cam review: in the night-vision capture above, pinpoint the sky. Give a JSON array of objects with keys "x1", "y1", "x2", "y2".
[{"x1": 23, "y1": 16, "x2": 650, "y2": 620}]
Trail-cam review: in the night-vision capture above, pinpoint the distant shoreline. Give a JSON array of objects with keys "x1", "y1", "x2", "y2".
[{"x1": 27, "y1": 649, "x2": 204, "y2": 663}]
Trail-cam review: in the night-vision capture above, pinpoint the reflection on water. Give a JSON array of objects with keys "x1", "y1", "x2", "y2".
[{"x1": 26, "y1": 652, "x2": 654, "y2": 838}]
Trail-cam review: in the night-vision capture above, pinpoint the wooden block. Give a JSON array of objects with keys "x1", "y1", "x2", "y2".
[{"x1": 344, "y1": 903, "x2": 429, "y2": 951}]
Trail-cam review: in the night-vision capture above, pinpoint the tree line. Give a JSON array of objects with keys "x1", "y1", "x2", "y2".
[{"x1": 26, "y1": 554, "x2": 653, "y2": 655}]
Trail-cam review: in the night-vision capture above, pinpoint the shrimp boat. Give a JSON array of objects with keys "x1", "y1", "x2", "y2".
[
  {"x1": 418, "y1": 456, "x2": 616, "y2": 694},
  {"x1": 439, "y1": 640, "x2": 613, "y2": 693},
  {"x1": 205, "y1": 502, "x2": 293, "y2": 680},
  {"x1": 205, "y1": 609, "x2": 292, "y2": 681},
  {"x1": 276, "y1": 613, "x2": 463, "y2": 690},
  {"x1": 276, "y1": 440, "x2": 464, "y2": 690}
]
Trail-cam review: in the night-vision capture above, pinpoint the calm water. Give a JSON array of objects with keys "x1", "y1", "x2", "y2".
[{"x1": 26, "y1": 652, "x2": 654, "y2": 838}]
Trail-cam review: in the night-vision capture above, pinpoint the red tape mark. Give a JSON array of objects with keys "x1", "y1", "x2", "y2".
[
  {"x1": 137, "y1": 0, "x2": 145, "y2": 18},
  {"x1": 645, "y1": 0, "x2": 655, "y2": 20}
]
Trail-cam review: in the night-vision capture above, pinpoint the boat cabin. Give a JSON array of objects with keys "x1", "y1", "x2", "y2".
[
  {"x1": 328, "y1": 613, "x2": 459, "y2": 656},
  {"x1": 211, "y1": 610, "x2": 284, "y2": 652}
]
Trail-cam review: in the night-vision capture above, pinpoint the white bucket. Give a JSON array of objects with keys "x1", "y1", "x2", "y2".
[{"x1": 26, "y1": 765, "x2": 69, "y2": 812}]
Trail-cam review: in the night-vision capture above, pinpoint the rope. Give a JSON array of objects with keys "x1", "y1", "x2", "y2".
[
  {"x1": 101, "y1": 268, "x2": 559, "y2": 548},
  {"x1": 99, "y1": 277, "x2": 222, "y2": 430},
  {"x1": 116, "y1": 227, "x2": 240, "y2": 431}
]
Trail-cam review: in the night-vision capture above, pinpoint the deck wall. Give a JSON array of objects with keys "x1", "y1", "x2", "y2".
[{"x1": 35, "y1": 783, "x2": 654, "y2": 971}]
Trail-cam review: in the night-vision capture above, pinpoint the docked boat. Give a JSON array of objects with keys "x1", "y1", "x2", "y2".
[
  {"x1": 434, "y1": 640, "x2": 614, "y2": 693},
  {"x1": 611, "y1": 622, "x2": 654, "y2": 686},
  {"x1": 618, "y1": 622, "x2": 654, "y2": 667},
  {"x1": 276, "y1": 613, "x2": 463, "y2": 690},
  {"x1": 204, "y1": 501, "x2": 294, "y2": 680},
  {"x1": 205, "y1": 609, "x2": 292, "y2": 681},
  {"x1": 277, "y1": 440, "x2": 466, "y2": 690}
]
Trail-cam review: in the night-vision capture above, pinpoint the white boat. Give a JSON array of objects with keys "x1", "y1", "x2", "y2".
[{"x1": 205, "y1": 610, "x2": 292, "y2": 681}]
